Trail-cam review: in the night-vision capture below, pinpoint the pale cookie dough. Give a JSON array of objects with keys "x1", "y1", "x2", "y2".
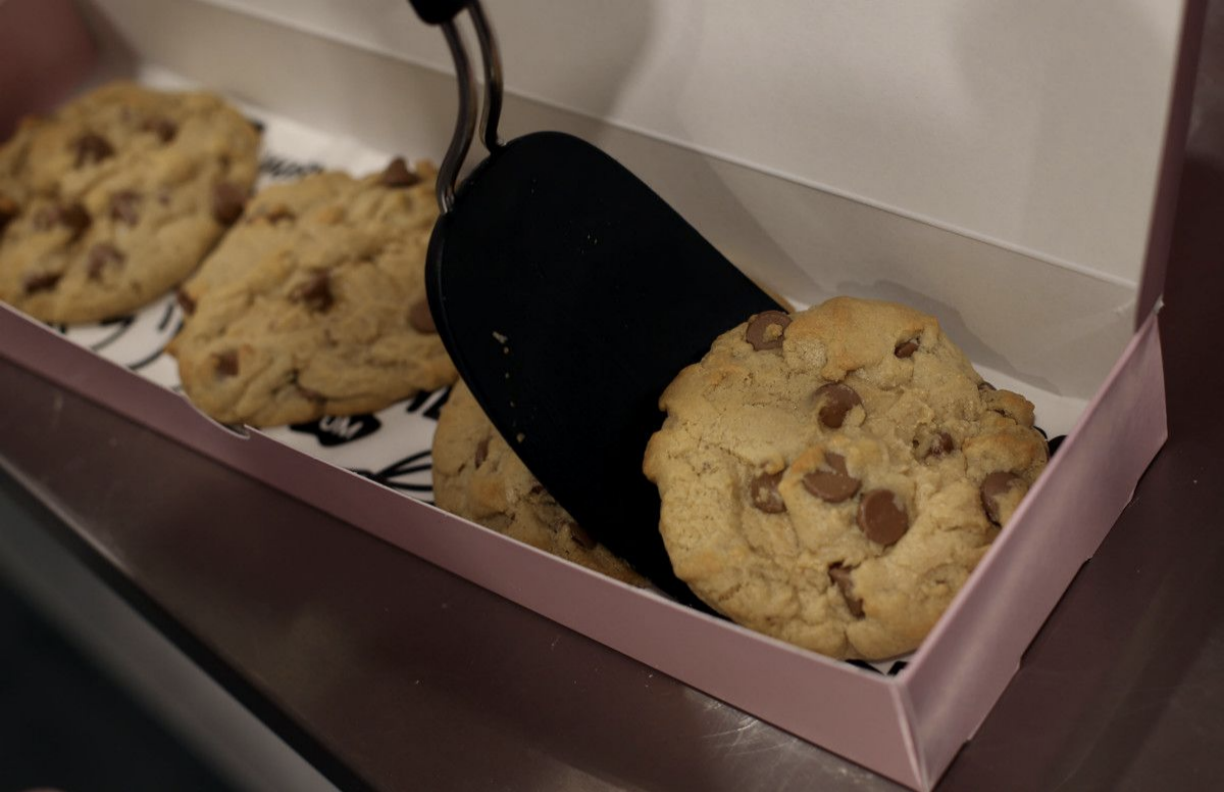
[
  {"x1": 433, "y1": 380, "x2": 647, "y2": 586},
  {"x1": 168, "y1": 159, "x2": 457, "y2": 427},
  {"x1": 643, "y1": 297, "x2": 1048, "y2": 660},
  {"x1": 0, "y1": 81, "x2": 260, "y2": 323}
]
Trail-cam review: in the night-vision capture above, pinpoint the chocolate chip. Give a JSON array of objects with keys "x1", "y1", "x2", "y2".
[
  {"x1": 857, "y1": 489, "x2": 909, "y2": 546},
  {"x1": 409, "y1": 298, "x2": 436, "y2": 334},
  {"x1": 211, "y1": 182, "x2": 247, "y2": 225},
  {"x1": 380, "y1": 157, "x2": 422, "y2": 188},
  {"x1": 0, "y1": 195, "x2": 17, "y2": 235},
  {"x1": 895, "y1": 339, "x2": 919, "y2": 358},
  {"x1": 176, "y1": 288, "x2": 196, "y2": 316},
  {"x1": 23, "y1": 272, "x2": 61, "y2": 294},
  {"x1": 749, "y1": 471, "x2": 787, "y2": 513},
  {"x1": 979, "y1": 380, "x2": 996, "y2": 392},
  {"x1": 248, "y1": 117, "x2": 266, "y2": 134},
  {"x1": 802, "y1": 452, "x2": 861, "y2": 503},
  {"x1": 74, "y1": 133, "x2": 115, "y2": 167},
  {"x1": 215, "y1": 350, "x2": 239, "y2": 377},
  {"x1": 814, "y1": 383, "x2": 863, "y2": 428},
  {"x1": 745, "y1": 310, "x2": 791, "y2": 351},
  {"x1": 108, "y1": 190, "x2": 141, "y2": 226},
  {"x1": 981, "y1": 471, "x2": 1024, "y2": 525},
  {"x1": 59, "y1": 203, "x2": 91, "y2": 242},
  {"x1": 567, "y1": 520, "x2": 597, "y2": 549},
  {"x1": 86, "y1": 243, "x2": 124, "y2": 279},
  {"x1": 828, "y1": 564, "x2": 864, "y2": 618},
  {"x1": 290, "y1": 271, "x2": 334, "y2": 312},
  {"x1": 142, "y1": 117, "x2": 178, "y2": 143},
  {"x1": 922, "y1": 431, "x2": 955, "y2": 460},
  {"x1": 474, "y1": 437, "x2": 490, "y2": 467}
]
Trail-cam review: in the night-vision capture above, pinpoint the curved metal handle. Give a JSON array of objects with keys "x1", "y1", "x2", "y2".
[
  {"x1": 406, "y1": 0, "x2": 470, "y2": 25},
  {"x1": 437, "y1": 20, "x2": 477, "y2": 212},
  {"x1": 407, "y1": 0, "x2": 505, "y2": 212}
]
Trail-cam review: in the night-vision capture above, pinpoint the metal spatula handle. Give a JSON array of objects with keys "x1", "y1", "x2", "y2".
[
  {"x1": 406, "y1": 0, "x2": 469, "y2": 24},
  {"x1": 406, "y1": 0, "x2": 504, "y2": 211}
]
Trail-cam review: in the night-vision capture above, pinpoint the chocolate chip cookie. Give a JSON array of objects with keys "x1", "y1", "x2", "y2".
[
  {"x1": 0, "y1": 81, "x2": 260, "y2": 323},
  {"x1": 168, "y1": 159, "x2": 457, "y2": 427},
  {"x1": 643, "y1": 297, "x2": 1048, "y2": 660},
  {"x1": 433, "y1": 380, "x2": 647, "y2": 586}
]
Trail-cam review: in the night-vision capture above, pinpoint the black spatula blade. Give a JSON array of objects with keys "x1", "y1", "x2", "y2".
[{"x1": 427, "y1": 131, "x2": 781, "y2": 603}]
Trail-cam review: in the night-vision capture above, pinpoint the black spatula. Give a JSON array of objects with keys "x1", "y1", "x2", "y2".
[{"x1": 410, "y1": 0, "x2": 781, "y2": 603}]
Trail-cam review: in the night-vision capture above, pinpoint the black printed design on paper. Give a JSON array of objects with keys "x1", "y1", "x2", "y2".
[
  {"x1": 86, "y1": 315, "x2": 136, "y2": 353},
  {"x1": 290, "y1": 413, "x2": 382, "y2": 447},
  {"x1": 846, "y1": 659, "x2": 909, "y2": 677},
  {"x1": 351, "y1": 449, "x2": 433, "y2": 499},
  {"x1": 405, "y1": 386, "x2": 452, "y2": 421},
  {"x1": 260, "y1": 154, "x2": 325, "y2": 181}
]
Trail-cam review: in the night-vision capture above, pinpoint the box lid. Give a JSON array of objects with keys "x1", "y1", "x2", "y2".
[{"x1": 190, "y1": 0, "x2": 1194, "y2": 313}]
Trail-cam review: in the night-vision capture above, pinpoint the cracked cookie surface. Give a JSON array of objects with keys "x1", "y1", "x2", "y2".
[
  {"x1": 433, "y1": 380, "x2": 647, "y2": 586},
  {"x1": 0, "y1": 81, "x2": 260, "y2": 323},
  {"x1": 643, "y1": 297, "x2": 1048, "y2": 660},
  {"x1": 168, "y1": 160, "x2": 456, "y2": 427}
]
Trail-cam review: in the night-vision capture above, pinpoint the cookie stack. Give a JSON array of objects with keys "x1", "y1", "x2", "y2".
[{"x1": 0, "y1": 81, "x2": 458, "y2": 428}]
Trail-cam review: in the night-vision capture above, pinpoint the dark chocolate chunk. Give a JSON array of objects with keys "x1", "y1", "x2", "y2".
[
  {"x1": 59, "y1": 203, "x2": 91, "y2": 242},
  {"x1": 856, "y1": 489, "x2": 909, "y2": 546},
  {"x1": 176, "y1": 288, "x2": 197, "y2": 316},
  {"x1": 749, "y1": 470, "x2": 787, "y2": 513},
  {"x1": 248, "y1": 117, "x2": 266, "y2": 134},
  {"x1": 211, "y1": 182, "x2": 247, "y2": 225},
  {"x1": 380, "y1": 157, "x2": 422, "y2": 188},
  {"x1": 409, "y1": 298, "x2": 436, "y2": 333},
  {"x1": 828, "y1": 564, "x2": 864, "y2": 618},
  {"x1": 0, "y1": 194, "x2": 17, "y2": 235},
  {"x1": 745, "y1": 310, "x2": 791, "y2": 351},
  {"x1": 894, "y1": 339, "x2": 919, "y2": 358},
  {"x1": 922, "y1": 431, "x2": 955, "y2": 460},
  {"x1": 108, "y1": 189, "x2": 141, "y2": 226},
  {"x1": 978, "y1": 380, "x2": 996, "y2": 392},
  {"x1": 290, "y1": 270, "x2": 334, "y2": 312},
  {"x1": 474, "y1": 436, "x2": 490, "y2": 467},
  {"x1": 802, "y1": 452, "x2": 861, "y2": 503},
  {"x1": 74, "y1": 133, "x2": 115, "y2": 167},
  {"x1": 567, "y1": 520, "x2": 597, "y2": 549},
  {"x1": 86, "y1": 243, "x2": 125, "y2": 279},
  {"x1": 814, "y1": 382, "x2": 863, "y2": 428},
  {"x1": 214, "y1": 350, "x2": 239, "y2": 377},
  {"x1": 23, "y1": 272, "x2": 61, "y2": 295},
  {"x1": 142, "y1": 117, "x2": 178, "y2": 143},
  {"x1": 981, "y1": 471, "x2": 1024, "y2": 525}
]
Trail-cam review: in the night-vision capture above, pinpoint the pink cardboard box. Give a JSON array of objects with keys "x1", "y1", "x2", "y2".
[{"x1": 0, "y1": 0, "x2": 1203, "y2": 787}]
